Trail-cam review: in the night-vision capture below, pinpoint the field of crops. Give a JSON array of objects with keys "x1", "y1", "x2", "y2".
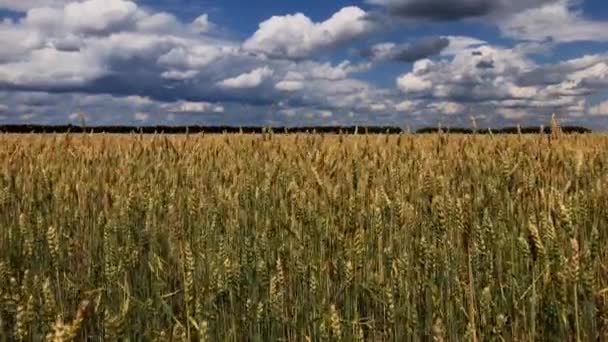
[{"x1": 0, "y1": 132, "x2": 607, "y2": 341}]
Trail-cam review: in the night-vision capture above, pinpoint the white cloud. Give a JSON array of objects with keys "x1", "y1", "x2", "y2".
[
  {"x1": 397, "y1": 73, "x2": 432, "y2": 92},
  {"x1": 272, "y1": 61, "x2": 371, "y2": 94},
  {"x1": 134, "y1": 111, "x2": 149, "y2": 122},
  {"x1": 396, "y1": 45, "x2": 537, "y2": 100},
  {"x1": 68, "y1": 111, "x2": 90, "y2": 122},
  {"x1": 395, "y1": 100, "x2": 417, "y2": 112},
  {"x1": 161, "y1": 70, "x2": 200, "y2": 81},
  {"x1": 0, "y1": 22, "x2": 45, "y2": 62},
  {"x1": 366, "y1": 43, "x2": 396, "y2": 61},
  {"x1": 218, "y1": 66, "x2": 274, "y2": 89},
  {"x1": 0, "y1": 0, "x2": 239, "y2": 93},
  {"x1": 388, "y1": 39, "x2": 608, "y2": 127},
  {"x1": 275, "y1": 80, "x2": 304, "y2": 92},
  {"x1": 277, "y1": 108, "x2": 334, "y2": 120},
  {"x1": 589, "y1": 100, "x2": 608, "y2": 116},
  {"x1": 124, "y1": 95, "x2": 154, "y2": 106},
  {"x1": 502, "y1": 0, "x2": 608, "y2": 42},
  {"x1": 243, "y1": 6, "x2": 375, "y2": 59},
  {"x1": 20, "y1": 113, "x2": 37, "y2": 121},
  {"x1": 497, "y1": 108, "x2": 528, "y2": 120},
  {"x1": 318, "y1": 110, "x2": 333, "y2": 118},
  {"x1": 0, "y1": 47, "x2": 106, "y2": 87},
  {"x1": 136, "y1": 13, "x2": 179, "y2": 33},
  {"x1": 191, "y1": 14, "x2": 211, "y2": 33},
  {"x1": 308, "y1": 61, "x2": 371, "y2": 80},
  {"x1": 278, "y1": 108, "x2": 297, "y2": 117},
  {"x1": 0, "y1": 0, "x2": 393, "y2": 120},
  {"x1": 162, "y1": 101, "x2": 225, "y2": 113},
  {"x1": 431, "y1": 101, "x2": 466, "y2": 115},
  {"x1": 412, "y1": 58, "x2": 435, "y2": 74},
  {"x1": 569, "y1": 59, "x2": 608, "y2": 82},
  {"x1": 63, "y1": 0, "x2": 137, "y2": 34},
  {"x1": 2, "y1": 0, "x2": 608, "y2": 129},
  {"x1": 441, "y1": 36, "x2": 487, "y2": 55},
  {"x1": 20, "y1": 0, "x2": 139, "y2": 35},
  {"x1": 157, "y1": 44, "x2": 231, "y2": 73},
  {"x1": 369, "y1": 103, "x2": 388, "y2": 112},
  {"x1": 507, "y1": 84, "x2": 538, "y2": 98},
  {"x1": 0, "y1": 0, "x2": 74, "y2": 12}
]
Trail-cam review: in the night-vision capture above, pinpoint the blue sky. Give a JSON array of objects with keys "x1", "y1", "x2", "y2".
[{"x1": 1, "y1": 0, "x2": 608, "y2": 129}]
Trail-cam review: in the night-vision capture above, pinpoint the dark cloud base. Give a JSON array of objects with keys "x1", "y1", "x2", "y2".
[
  {"x1": 360, "y1": 36, "x2": 450, "y2": 62},
  {"x1": 388, "y1": 0, "x2": 494, "y2": 21},
  {"x1": 371, "y1": 0, "x2": 561, "y2": 21}
]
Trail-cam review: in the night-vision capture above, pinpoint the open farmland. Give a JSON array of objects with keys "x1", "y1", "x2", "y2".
[{"x1": 1, "y1": 133, "x2": 607, "y2": 341}]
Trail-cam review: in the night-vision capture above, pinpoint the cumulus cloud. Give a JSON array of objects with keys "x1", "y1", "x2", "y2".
[
  {"x1": 361, "y1": 36, "x2": 450, "y2": 62},
  {"x1": 395, "y1": 44, "x2": 536, "y2": 101},
  {"x1": 157, "y1": 43, "x2": 234, "y2": 80},
  {"x1": 0, "y1": 47, "x2": 106, "y2": 87},
  {"x1": 397, "y1": 72, "x2": 432, "y2": 92},
  {"x1": 2, "y1": 0, "x2": 608, "y2": 129},
  {"x1": 0, "y1": 1, "x2": 183, "y2": 88},
  {"x1": 309, "y1": 79, "x2": 396, "y2": 114},
  {"x1": 431, "y1": 101, "x2": 466, "y2": 115},
  {"x1": 64, "y1": 0, "x2": 138, "y2": 34},
  {"x1": 218, "y1": 67, "x2": 274, "y2": 89},
  {"x1": 275, "y1": 80, "x2": 304, "y2": 92},
  {"x1": 496, "y1": 108, "x2": 528, "y2": 120},
  {"x1": 123, "y1": 95, "x2": 154, "y2": 106},
  {"x1": 392, "y1": 39, "x2": 608, "y2": 127},
  {"x1": 0, "y1": 0, "x2": 75, "y2": 12},
  {"x1": 243, "y1": 6, "x2": 375, "y2": 59},
  {"x1": 136, "y1": 13, "x2": 180, "y2": 33},
  {"x1": 395, "y1": 100, "x2": 418, "y2": 112},
  {"x1": 162, "y1": 101, "x2": 225, "y2": 113},
  {"x1": 278, "y1": 108, "x2": 334, "y2": 121},
  {"x1": 368, "y1": 103, "x2": 388, "y2": 112},
  {"x1": 317, "y1": 110, "x2": 333, "y2": 118},
  {"x1": 589, "y1": 101, "x2": 608, "y2": 116},
  {"x1": 19, "y1": 0, "x2": 140, "y2": 36},
  {"x1": 367, "y1": 0, "x2": 560, "y2": 21},
  {"x1": 0, "y1": 0, "x2": 392, "y2": 121},
  {"x1": 20, "y1": 113, "x2": 37, "y2": 121},
  {"x1": 134, "y1": 111, "x2": 149, "y2": 122},
  {"x1": 0, "y1": 0, "x2": 244, "y2": 100},
  {"x1": 191, "y1": 14, "x2": 211, "y2": 34},
  {"x1": 517, "y1": 55, "x2": 608, "y2": 87},
  {"x1": 307, "y1": 61, "x2": 371, "y2": 80},
  {"x1": 273, "y1": 60, "x2": 370, "y2": 93},
  {"x1": 501, "y1": 0, "x2": 608, "y2": 42},
  {"x1": 68, "y1": 111, "x2": 89, "y2": 122},
  {"x1": 440, "y1": 36, "x2": 486, "y2": 55}
]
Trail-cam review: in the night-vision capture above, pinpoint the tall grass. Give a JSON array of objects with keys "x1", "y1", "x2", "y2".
[{"x1": 0, "y1": 132, "x2": 607, "y2": 341}]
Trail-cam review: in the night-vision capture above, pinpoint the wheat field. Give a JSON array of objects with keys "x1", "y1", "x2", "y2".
[{"x1": 0, "y1": 132, "x2": 607, "y2": 341}]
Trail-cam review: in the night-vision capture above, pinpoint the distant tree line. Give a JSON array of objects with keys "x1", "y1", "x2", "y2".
[
  {"x1": 0, "y1": 124, "x2": 593, "y2": 134},
  {"x1": 416, "y1": 126, "x2": 593, "y2": 134},
  {"x1": 0, "y1": 125, "x2": 405, "y2": 134}
]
